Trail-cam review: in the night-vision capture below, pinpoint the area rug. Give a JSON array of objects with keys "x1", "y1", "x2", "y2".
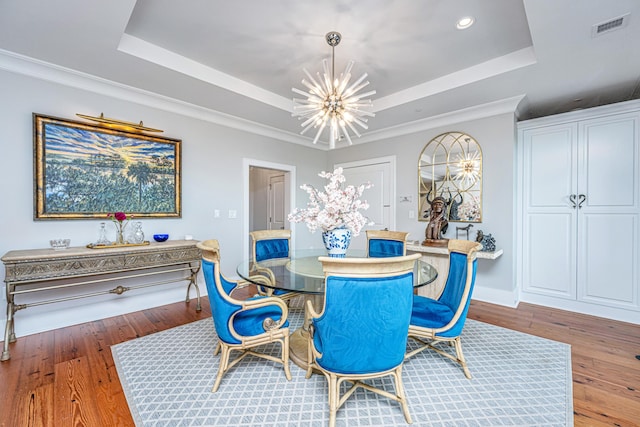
[{"x1": 112, "y1": 310, "x2": 573, "y2": 426}]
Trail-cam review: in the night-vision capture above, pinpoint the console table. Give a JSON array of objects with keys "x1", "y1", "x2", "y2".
[{"x1": 1, "y1": 239, "x2": 201, "y2": 361}]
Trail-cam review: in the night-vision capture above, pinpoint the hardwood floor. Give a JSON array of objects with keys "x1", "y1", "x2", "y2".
[{"x1": 1, "y1": 295, "x2": 638, "y2": 426}]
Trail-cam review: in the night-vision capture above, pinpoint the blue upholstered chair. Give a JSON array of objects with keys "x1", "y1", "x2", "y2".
[
  {"x1": 405, "y1": 239, "x2": 481, "y2": 379},
  {"x1": 366, "y1": 230, "x2": 409, "y2": 258},
  {"x1": 306, "y1": 253, "x2": 421, "y2": 427},
  {"x1": 249, "y1": 230, "x2": 299, "y2": 301},
  {"x1": 197, "y1": 239, "x2": 291, "y2": 392}
]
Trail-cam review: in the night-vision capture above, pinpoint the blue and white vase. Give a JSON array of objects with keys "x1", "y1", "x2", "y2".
[{"x1": 322, "y1": 228, "x2": 352, "y2": 258}]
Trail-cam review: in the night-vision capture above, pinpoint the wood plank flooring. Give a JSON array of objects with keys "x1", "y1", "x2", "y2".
[{"x1": 1, "y1": 295, "x2": 638, "y2": 426}]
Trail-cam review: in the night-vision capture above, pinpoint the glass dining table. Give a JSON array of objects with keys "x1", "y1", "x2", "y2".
[{"x1": 236, "y1": 249, "x2": 438, "y2": 368}]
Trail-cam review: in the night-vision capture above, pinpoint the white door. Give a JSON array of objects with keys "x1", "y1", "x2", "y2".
[
  {"x1": 268, "y1": 174, "x2": 285, "y2": 230},
  {"x1": 337, "y1": 158, "x2": 394, "y2": 251},
  {"x1": 577, "y1": 113, "x2": 639, "y2": 308},
  {"x1": 522, "y1": 123, "x2": 578, "y2": 299}
]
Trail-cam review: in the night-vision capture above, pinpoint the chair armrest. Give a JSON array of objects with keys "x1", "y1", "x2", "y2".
[{"x1": 241, "y1": 295, "x2": 289, "y2": 329}]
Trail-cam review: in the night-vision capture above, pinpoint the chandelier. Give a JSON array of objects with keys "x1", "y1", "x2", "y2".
[
  {"x1": 292, "y1": 31, "x2": 376, "y2": 149},
  {"x1": 452, "y1": 138, "x2": 481, "y2": 189}
]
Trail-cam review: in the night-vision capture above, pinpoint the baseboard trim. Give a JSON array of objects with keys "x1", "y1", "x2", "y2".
[
  {"x1": 520, "y1": 292, "x2": 640, "y2": 325},
  {"x1": 472, "y1": 286, "x2": 519, "y2": 308}
]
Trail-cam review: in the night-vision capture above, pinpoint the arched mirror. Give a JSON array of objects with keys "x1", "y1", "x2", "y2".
[{"x1": 419, "y1": 131, "x2": 482, "y2": 223}]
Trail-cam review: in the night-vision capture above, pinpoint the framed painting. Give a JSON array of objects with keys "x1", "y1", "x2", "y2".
[{"x1": 33, "y1": 113, "x2": 181, "y2": 220}]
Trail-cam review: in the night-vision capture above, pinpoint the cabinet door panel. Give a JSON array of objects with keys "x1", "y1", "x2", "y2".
[
  {"x1": 580, "y1": 115, "x2": 638, "y2": 208},
  {"x1": 524, "y1": 125, "x2": 576, "y2": 208},
  {"x1": 523, "y1": 213, "x2": 576, "y2": 298},
  {"x1": 578, "y1": 213, "x2": 637, "y2": 308}
]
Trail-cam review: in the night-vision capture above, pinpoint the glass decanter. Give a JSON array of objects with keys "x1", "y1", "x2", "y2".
[
  {"x1": 129, "y1": 221, "x2": 145, "y2": 244},
  {"x1": 96, "y1": 222, "x2": 111, "y2": 245}
]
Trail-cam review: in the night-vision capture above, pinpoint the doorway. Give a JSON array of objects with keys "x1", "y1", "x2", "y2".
[{"x1": 243, "y1": 159, "x2": 296, "y2": 258}]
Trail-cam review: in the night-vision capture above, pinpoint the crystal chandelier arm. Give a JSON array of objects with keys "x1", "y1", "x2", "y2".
[
  {"x1": 349, "y1": 90, "x2": 377, "y2": 101},
  {"x1": 351, "y1": 116, "x2": 369, "y2": 130},
  {"x1": 312, "y1": 120, "x2": 328, "y2": 145},
  {"x1": 336, "y1": 73, "x2": 352, "y2": 96},
  {"x1": 292, "y1": 98, "x2": 322, "y2": 106},
  {"x1": 342, "y1": 60, "x2": 355, "y2": 78},
  {"x1": 343, "y1": 73, "x2": 369, "y2": 97},
  {"x1": 292, "y1": 87, "x2": 313, "y2": 97},
  {"x1": 345, "y1": 119, "x2": 362, "y2": 138},
  {"x1": 344, "y1": 81, "x2": 371, "y2": 99},
  {"x1": 344, "y1": 108, "x2": 375, "y2": 118},
  {"x1": 301, "y1": 120, "x2": 318, "y2": 135},
  {"x1": 303, "y1": 68, "x2": 323, "y2": 92},
  {"x1": 339, "y1": 122, "x2": 354, "y2": 145},
  {"x1": 301, "y1": 79, "x2": 324, "y2": 97},
  {"x1": 300, "y1": 111, "x2": 324, "y2": 128}
]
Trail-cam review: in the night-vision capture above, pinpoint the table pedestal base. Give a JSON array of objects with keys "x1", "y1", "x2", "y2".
[
  {"x1": 289, "y1": 328, "x2": 310, "y2": 370},
  {"x1": 288, "y1": 293, "x2": 323, "y2": 370}
]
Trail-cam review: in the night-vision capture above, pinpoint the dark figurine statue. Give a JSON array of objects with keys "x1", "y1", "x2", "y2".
[{"x1": 424, "y1": 196, "x2": 449, "y2": 241}]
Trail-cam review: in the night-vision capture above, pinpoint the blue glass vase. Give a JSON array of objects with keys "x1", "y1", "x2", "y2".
[{"x1": 322, "y1": 228, "x2": 352, "y2": 258}]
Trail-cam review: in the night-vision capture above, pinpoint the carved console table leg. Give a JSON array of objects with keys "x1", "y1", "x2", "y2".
[
  {"x1": 2, "y1": 284, "x2": 17, "y2": 361},
  {"x1": 185, "y1": 261, "x2": 202, "y2": 312}
]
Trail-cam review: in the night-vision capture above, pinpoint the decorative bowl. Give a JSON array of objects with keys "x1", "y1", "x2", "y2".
[
  {"x1": 50, "y1": 239, "x2": 71, "y2": 250},
  {"x1": 153, "y1": 234, "x2": 169, "y2": 242}
]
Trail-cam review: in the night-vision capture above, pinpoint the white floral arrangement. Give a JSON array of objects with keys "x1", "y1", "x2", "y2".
[
  {"x1": 457, "y1": 198, "x2": 481, "y2": 221},
  {"x1": 288, "y1": 167, "x2": 373, "y2": 236}
]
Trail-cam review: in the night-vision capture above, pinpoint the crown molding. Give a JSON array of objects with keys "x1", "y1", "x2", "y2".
[
  {"x1": 0, "y1": 48, "x2": 523, "y2": 151},
  {"x1": 0, "y1": 48, "x2": 309, "y2": 146},
  {"x1": 356, "y1": 95, "x2": 526, "y2": 145}
]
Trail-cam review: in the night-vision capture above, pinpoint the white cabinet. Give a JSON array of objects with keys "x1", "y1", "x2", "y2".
[{"x1": 517, "y1": 101, "x2": 640, "y2": 321}]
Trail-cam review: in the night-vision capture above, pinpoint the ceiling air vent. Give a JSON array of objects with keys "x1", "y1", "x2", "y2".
[{"x1": 592, "y1": 13, "x2": 630, "y2": 37}]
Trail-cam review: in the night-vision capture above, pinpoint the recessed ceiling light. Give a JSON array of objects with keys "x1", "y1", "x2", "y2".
[{"x1": 456, "y1": 16, "x2": 475, "y2": 30}]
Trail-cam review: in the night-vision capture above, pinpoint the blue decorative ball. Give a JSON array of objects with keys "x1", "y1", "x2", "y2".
[{"x1": 153, "y1": 234, "x2": 169, "y2": 242}]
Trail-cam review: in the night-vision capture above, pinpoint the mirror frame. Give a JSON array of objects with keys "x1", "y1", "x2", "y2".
[{"x1": 418, "y1": 131, "x2": 483, "y2": 223}]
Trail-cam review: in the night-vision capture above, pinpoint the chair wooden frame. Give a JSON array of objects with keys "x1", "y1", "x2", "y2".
[
  {"x1": 366, "y1": 230, "x2": 410, "y2": 257},
  {"x1": 197, "y1": 239, "x2": 292, "y2": 392},
  {"x1": 306, "y1": 254, "x2": 421, "y2": 427},
  {"x1": 405, "y1": 239, "x2": 481, "y2": 379}
]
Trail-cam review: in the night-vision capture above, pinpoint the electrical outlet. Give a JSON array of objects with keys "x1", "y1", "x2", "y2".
[
  {"x1": 228, "y1": 210, "x2": 237, "y2": 219},
  {"x1": 214, "y1": 209, "x2": 220, "y2": 218}
]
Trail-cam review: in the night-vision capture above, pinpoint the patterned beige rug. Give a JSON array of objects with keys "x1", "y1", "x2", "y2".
[{"x1": 112, "y1": 310, "x2": 573, "y2": 426}]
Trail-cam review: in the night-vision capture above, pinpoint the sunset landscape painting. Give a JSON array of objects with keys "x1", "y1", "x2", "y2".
[{"x1": 34, "y1": 114, "x2": 181, "y2": 219}]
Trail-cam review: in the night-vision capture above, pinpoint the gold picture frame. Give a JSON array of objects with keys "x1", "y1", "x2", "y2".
[{"x1": 33, "y1": 113, "x2": 181, "y2": 220}]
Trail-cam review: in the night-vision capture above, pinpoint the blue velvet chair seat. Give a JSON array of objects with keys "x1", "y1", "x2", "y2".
[{"x1": 410, "y1": 295, "x2": 454, "y2": 329}]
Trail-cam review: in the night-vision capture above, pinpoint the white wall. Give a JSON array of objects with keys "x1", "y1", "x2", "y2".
[
  {"x1": 327, "y1": 113, "x2": 518, "y2": 306},
  {"x1": 0, "y1": 69, "x2": 326, "y2": 338}
]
